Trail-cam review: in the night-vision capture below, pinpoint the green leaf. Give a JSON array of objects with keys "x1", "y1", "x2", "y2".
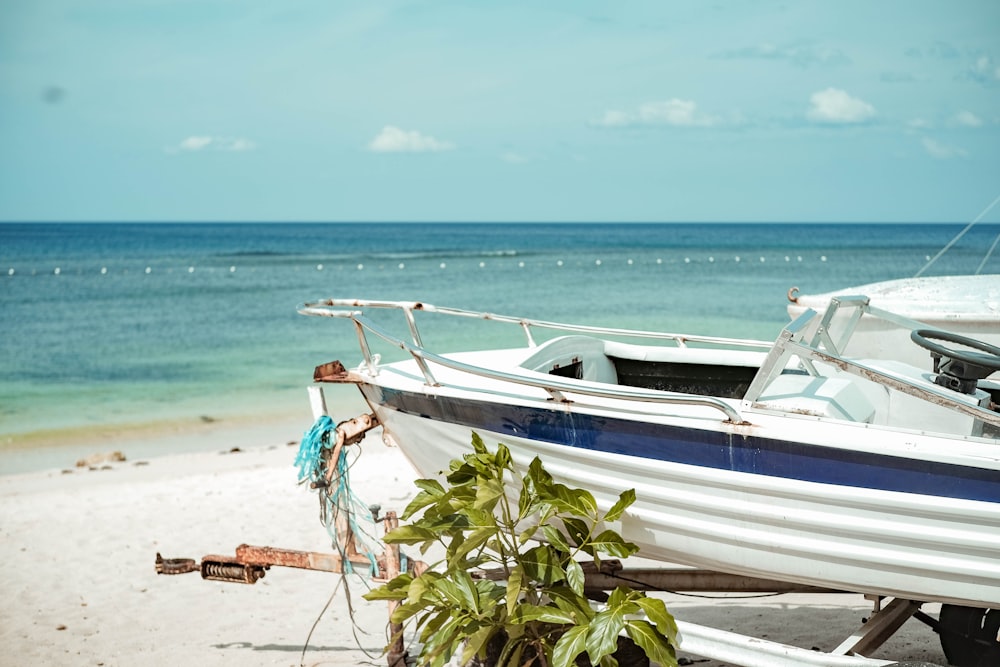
[
  {"x1": 461, "y1": 507, "x2": 495, "y2": 528},
  {"x1": 509, "y1": 603, "x2": 575, "y2": 625},
  {"x1": 549, "y1": 483, "x2": 599, "y2": 517},
  {"x1": 588, "y1": 530, "x2": 639, "y2": 558},
  {"x1": 541, "y1": 523, "x2": 572, "y2": 553},
  {"x1": 446, "y1": 464, "x2": 478, "y2": 486},
  {"x1": 453, "y1": 569, "x2": 480, "y2": 613},
  {"x1": 403, "y1": 574, "x2": 431, "y2": 605},
  {"x1": 476, "y1": 578, "x2": 506, "y2": 607},
  {"x1": 401, "y1": 489, "x2": 442, "y2": 519},
  {"x1": 605, "y1": 589, "x2": 642, "y2": 621},
  {"x1": 423, "y1": 513, "x2": 472, "y2": 535},
  {"x1": 498, "y1": 640, "x2": 524, "y2": 667},
  {"x1": 604, "y1": 488, "x2": 636, "y2": 523},
  {"x1": 518, "y1": 522, "x2": 541, "y2": 546},
  {"x1": 560, "y1": 516, "x2": 591, "y2": 548},
  {"x1": 363, "y1": 573, "x2": 412, "y2": 601},
  {"x1": 431, "y1": 578, "x2": 470, "y2": 609},
  {"x1": 474, "y1": 477, "x2": 505, "y2": 511},
  {"x1": 389, "y1": 600, "x2": 428, "y2": 624},
  {"x1": 606, "y1": 586, "x2": 630, "y2": 610},
  {"x1": 545, "y1": 585, "x2": 595, "y2": 622},
  {"x1": 565, "y1": 559, "x2": 585, "y2": 596},
  {"x1": 417, "y1": 608, "x2": 452, "y2": 644},
  {"x1": 552, "y1": 625, "x2": 589, "y2": 667},
  {"x1": 362, "y1": 585, "x2": 408, "y2": 601},
  {"x1": 585, "y1": 609, "x2": 626, "y2": 665},
  {"x1": 448, "y1": 489, "x2": 474, "y2": 508},
  {"x1": 460, "y1": 624, "x2": 497, "y2": 665},
  {"x1": 414, "y1": 478, "x2": 446, "y2": 494},
  {"x1": 493, "y1": 442, "x2": 513, "y2": 470},
  {"x1": 635, "y1": 596, "x2": 679, "y2": 644},
  {"x1": 449, "y1": 526, "x2": 497, "y2": 568},
  {"x1": 506, "y1": 565, "x2": 524, "y2": 616},
  {"x1": 527, "y1": 456, "x2": 553, "y2": 488},
  {"x1": 383, "y1": 524, "x2": 438, "y2": 545},
  {"x1": 520, "y1": 545, "x2": 566, "y2": 586},
  {"x1": 421, "y1": 615, "x2": 464, "y2": 666},
  {"x1": 517, "y1": 477, "x2": 532, "y2": 517},
  {"x1": 625, "y1": 620, "x2": 677, "y2": 666}
]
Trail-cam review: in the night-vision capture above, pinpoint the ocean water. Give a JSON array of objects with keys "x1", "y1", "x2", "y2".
[{"x1": 2, "y1": 222, "x2": 998, "y2": 467}]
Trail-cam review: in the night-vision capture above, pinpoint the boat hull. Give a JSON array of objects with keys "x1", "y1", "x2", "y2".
[{"x1": 362, "y1": 384, "x2": 1000, "y2": 608}]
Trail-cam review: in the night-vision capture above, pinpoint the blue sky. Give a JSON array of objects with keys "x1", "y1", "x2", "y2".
[{"x1": 1, "y1": 1, "x2": 998, "y2": 223}]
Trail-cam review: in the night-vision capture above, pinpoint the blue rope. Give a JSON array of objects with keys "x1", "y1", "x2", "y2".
[
  {"x1": 296, "y1": 416, "x2": 381, "y2": 578},
  {"x1": 295, "y1": 415, "x2": 334, "y2": 485}
]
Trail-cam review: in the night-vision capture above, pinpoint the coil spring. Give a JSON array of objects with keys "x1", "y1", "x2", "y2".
[{"x1": 201, "y1": 560, "x2": 266, "y2": 584}]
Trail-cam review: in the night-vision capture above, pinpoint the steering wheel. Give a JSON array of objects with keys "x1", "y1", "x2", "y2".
[{"x1": 910, "y1": 329, "x2": 1000, "y2": 372}]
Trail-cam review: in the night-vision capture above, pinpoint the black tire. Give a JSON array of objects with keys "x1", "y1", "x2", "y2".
[{"x1": 938, "y1": 604, "x2": 1000, "y2": 667}]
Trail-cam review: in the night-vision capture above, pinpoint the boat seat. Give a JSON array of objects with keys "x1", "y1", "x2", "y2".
[
  {"x1": 755, "y1": 374, "x2": 876, "y2": 423},
  {"x1": 519, "y1": 336, "x2": 619, "y2": 384},
  {"x1": 604, "y1": 340, "x2": 768, "y2": 368}
]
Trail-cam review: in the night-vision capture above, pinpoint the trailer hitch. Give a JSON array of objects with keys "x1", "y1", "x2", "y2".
[
  {"x1": 155, "y1": 393, "x2": 418, "y2": 666},
  {"x1": 155, "y1": 535, "x2": 421, "y2": 584}
]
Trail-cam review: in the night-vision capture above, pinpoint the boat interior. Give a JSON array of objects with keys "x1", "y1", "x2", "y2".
[{"x1": 516, "y1": 299, "x2": 1000, "y2": 439}]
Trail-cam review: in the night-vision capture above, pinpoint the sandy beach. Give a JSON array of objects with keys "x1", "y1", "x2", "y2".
[{"x1": 1, "y1": 414, "x2": 953, "y2": 667}]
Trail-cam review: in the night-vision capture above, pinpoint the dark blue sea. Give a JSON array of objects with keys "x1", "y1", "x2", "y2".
[{"x1": 2, "y1": 222, "x2": 998, "y2": 470}]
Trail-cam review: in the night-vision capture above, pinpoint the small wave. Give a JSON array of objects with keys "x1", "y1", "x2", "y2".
[
  {"x1": 368, "y1": 249, "x2": 521, "y2": 260},
  {"x1": 215, "y1": 251, "x2": 293, "y2": 258}
]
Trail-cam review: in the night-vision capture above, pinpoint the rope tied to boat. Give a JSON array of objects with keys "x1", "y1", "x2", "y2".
[
  {"x1": 295, "y1": 415, "x2": 381, "y2": 578},
  {"x1": 295, "y1": 415, "x2": 334, "y2": 485}
]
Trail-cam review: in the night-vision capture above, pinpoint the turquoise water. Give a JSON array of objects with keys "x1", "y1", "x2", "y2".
[{"x1": 2, "y1": 222, "x2": 997, "y2": 459}]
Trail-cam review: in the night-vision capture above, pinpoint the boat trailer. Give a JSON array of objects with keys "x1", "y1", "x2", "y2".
[{"x1": 155, "y1": 386, "x2": 969, "y2": 667}]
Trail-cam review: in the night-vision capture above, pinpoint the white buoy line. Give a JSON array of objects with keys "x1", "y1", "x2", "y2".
[{"x1": 5, "y1": 254, "x2": 839, "y2": 277}]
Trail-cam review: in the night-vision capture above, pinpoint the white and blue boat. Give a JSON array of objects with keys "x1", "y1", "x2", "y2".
[{"x1": 300, "y1": 293, "x2": 1000, "y2": 661}]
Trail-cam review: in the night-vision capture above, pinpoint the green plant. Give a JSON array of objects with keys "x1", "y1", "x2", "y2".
[{"x1": 364, "y1": 433, "x2": 679, "y2": 667}]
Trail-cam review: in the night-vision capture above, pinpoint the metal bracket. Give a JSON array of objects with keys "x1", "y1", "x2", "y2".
[{"x1": 832, "y1": 597, "x2": 924, "y2": 657}]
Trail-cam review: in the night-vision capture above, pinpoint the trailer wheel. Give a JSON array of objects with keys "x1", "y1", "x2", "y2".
[{"x1": 938, "y1": 604, "x2": 1000, "y2": 667}]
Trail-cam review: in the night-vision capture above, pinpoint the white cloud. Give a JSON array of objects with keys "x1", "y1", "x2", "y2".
[
  {"x1": 593, "y1": 98, "x2": 718, "y2": 128},
  {"x1": 966, "y1": 55, "x2": 1000, "y2": 84},
  {"x1": 179, "y1": 136, "x2": 214, "y2": 151},
  {"x1": 167, "y1": 136, "x2": 256, "y2": 153},
  {"x1": 368, "y1": 126, "x2": 455, "y2": 153},
  {"x1": 907, "y1": 118, "x2": 931, "y2": 130},
  {"x1": 806, "y1": 88, "x2": 876, "y2": 124},
  {"x1": 595, "y1": 110, "x2": 631, "y2": 127},
  {"x1": 718, "y1": 43, "x2": 850, "y2": 68},
  {"x1": 501, "y1": 151, "x2": 530, "y2": 164},
  {"x1": 225, "y1": 138, "x2": 256, "y2": 151},
  {"x1": 639, "y1": 100, "x2": 714, "y2": 126},
  {"x1": 921, "y1": 137, "x2": 967, "y2": 159},
  {"x1": 952, "y1": 110, "x2": 983, "y2": 127}
]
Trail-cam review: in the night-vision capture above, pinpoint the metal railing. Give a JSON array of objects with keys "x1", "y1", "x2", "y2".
[
  {"x1": 299, "y1": 299, "x2": 752, "y2": 423},
  {"x1": 301, "y1": 298, "x2": 773, "y2": 350},
  {"x1": 300, "y1": 297, "x2": 1000, "y2": 431}
]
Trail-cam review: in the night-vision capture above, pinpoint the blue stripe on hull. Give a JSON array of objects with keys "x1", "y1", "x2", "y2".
[{"x1": 363, "y1": 385, "x2": 1000, "y2": 504}]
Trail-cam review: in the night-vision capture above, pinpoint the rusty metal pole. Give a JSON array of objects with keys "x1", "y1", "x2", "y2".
[{"x1": 384, "y1": 511, "x2": 407, "y2": 667}]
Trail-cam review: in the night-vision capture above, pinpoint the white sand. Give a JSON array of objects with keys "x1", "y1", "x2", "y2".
[{"x1": 0, "y1": 422, "x2": 951, "y2": 666}]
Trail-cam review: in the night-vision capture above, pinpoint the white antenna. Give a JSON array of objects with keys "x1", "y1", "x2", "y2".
[
  {"x1": 975, "y1": 232, "x2": 1000, "y2": 275},
  {"x1": 914, "y1": 192, "x2": 1000, "y2": 277}
]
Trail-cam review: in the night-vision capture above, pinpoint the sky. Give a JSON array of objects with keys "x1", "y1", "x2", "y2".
[{"x1": 1, "y1": 1, "x2": 999, "y2": 223}]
